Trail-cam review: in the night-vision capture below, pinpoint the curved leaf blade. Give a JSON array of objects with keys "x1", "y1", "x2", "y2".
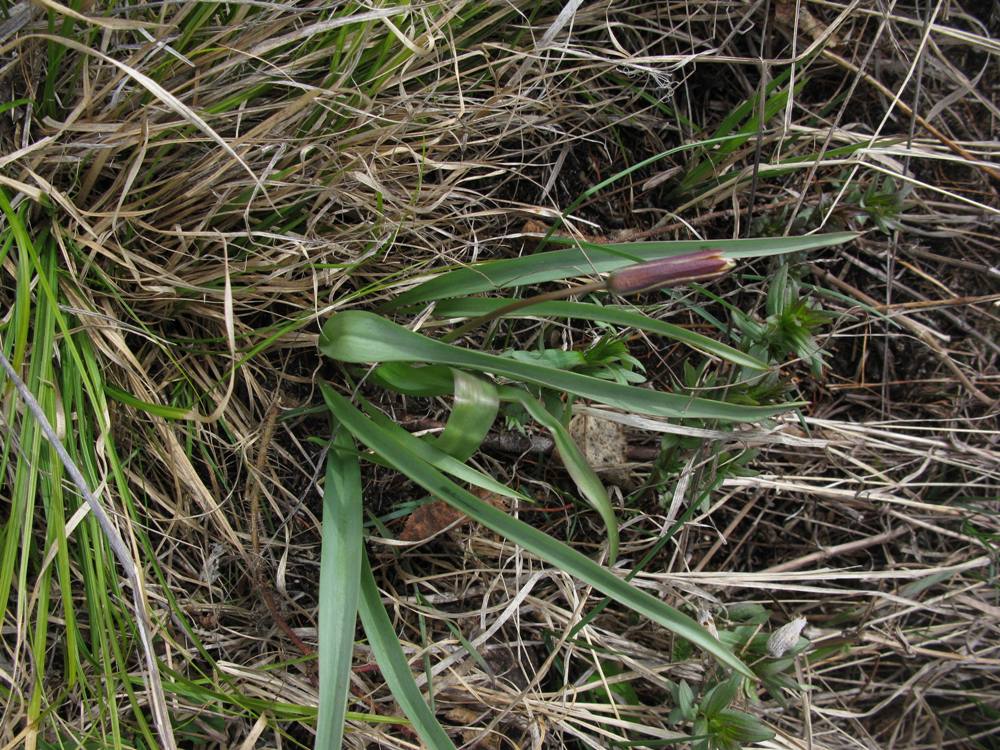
[
  {"x1": 323, "y1": 389, "x2": 754, "y2": 679},
  {"x1": 435, "y1": 370, "x2": 498, "y2": 461},
  {"x1": 433, "y1": 298, "x2": 769, "y2": 371},
  {"x1": 321, "y1": 312, "x2": 797, "y2": 422}
]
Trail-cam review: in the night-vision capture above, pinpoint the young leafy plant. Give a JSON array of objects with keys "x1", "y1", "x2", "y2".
[
  {"x1": 665, "y1": 606, "x2": 812, "y2": 749},
  {"x1": 734, "y1": 261, "x2": 836, "y2": 377},
  {"x1": 314, "y1": 232, "x2": 851, "y2": 746}
]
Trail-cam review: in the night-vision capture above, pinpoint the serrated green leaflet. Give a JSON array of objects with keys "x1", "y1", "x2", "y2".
[{"x1": 321, "y1": 312, "x2": 799, "y2": 422}]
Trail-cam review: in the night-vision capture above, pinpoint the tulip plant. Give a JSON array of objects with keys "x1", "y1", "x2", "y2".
[{"x1": 313, "y1": 230, "x2": 853, "y2": 748}]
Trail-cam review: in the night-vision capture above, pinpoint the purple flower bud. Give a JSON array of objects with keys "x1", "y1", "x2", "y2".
[{"x1": 607, "y1": 249, "x2": 734, "y2": 295}]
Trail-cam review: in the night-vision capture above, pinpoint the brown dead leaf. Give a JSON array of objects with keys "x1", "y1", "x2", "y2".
[
  {"x1": 399, "y1": 500, "x2": 464, "y2": 541},
  {"x1": 521, "y1": 220, "x2": 609, "y2": 246},
  {"x1": 399, "y1": 488, "x2": 510, "y2": 542},
  {"x1": 445, "y1": 708, "x2": 503, "y2": 750},
  {"x1": 774, "y1": 0, "x2": 842, "y2": 48},
  {"x1": 444, "y1": 706, "x2": 483, "y2": 724}
]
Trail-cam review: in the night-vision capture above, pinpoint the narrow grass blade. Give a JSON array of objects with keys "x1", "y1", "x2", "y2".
[
  {"x1": 321, "y1": 312, "x2": 797, "y2": 421},
  {"x1": 105, "y1": 385, "x2": 195, "y2": 420},
  {"x1": 315, "y1": 430, "x2": 363, "y2": 750},
  {"x1": 323, "y1": 389, "x2": 754, "y2": 679},
  {"x1": 433, "y1": 299, "x2": 769, "y2": 371},
  {"x1": 0, "y1": 347, "x2": 178, "y2": 749},
  {"x1": 350, "y1": 391, "x2": 531, "y2": 505},
  {"x1": 502, "y1": 386, "x2": 618, "y2": 563},
  {"x1": 358, "y1": 553, "x2": 458, "y2": 750},
  {"x1": 677, "y1": 69, "x2": 797, "y2": 194},
  {"x1": 384, "y1": 233, "x2": 856, "y2": 309}
]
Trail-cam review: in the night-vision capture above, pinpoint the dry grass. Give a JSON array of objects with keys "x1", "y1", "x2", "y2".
[{"x1": 0, "y1": 0, "x2": 997, "y2": 748}]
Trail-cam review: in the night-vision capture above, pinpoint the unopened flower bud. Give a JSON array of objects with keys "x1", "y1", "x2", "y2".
[{"x1": 607, "y1": 249, "x2": 733, "y2": 295}]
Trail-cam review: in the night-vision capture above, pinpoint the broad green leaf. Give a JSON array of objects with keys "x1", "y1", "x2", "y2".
[
  {"x1": 700, "y1": 676, "x2": 742, "y2": 718},
  {"x1": 756, "y1": 656, "x2": 796, "y2": 678},
  {"x1": 322, "y1": 389, "x2": 754, "y2": 679},
  {"x1": 321, "y1": 312, "x2": 798, "y2": 422},
  {"x1": 434, "y1": 370, "x2": 498, "y2": 461},
  {"x1": 433, "y1": 298, "x2": 768, "y2": 371},
  {"x1": 501, "y1": 386, "x2": 618, "y2": 563},
  {"x1": 370, "y1": 362, "x2": 454, "y2": 396},
  {"x1": 315, "y1": 429, "x2": 363, "y2": 750},
  {"x1": 384, "y1": 233, "x2": 855, "y2": 309},
  {"x1": 358, "y1": 553, "x2": 458, "y2": 750},
  {"x1": 678, "y1": 680, "x2": 695, "y2": 719}
]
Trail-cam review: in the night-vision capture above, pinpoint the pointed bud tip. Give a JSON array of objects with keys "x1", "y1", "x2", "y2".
[{"x1": 607, "y1": 249, "x2": 732, "y2": 295}]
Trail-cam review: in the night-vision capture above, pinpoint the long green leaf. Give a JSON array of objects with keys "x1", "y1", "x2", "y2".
[
  {"x1": 433, "y1": 298, "x2": 768, "y2": 371},
  {"x1": 321, "y1": 312, "x2": 796, "y2": 421},
  {"x1": 358, "y1": 553, "x2": 458, "y2": 749},
  {"x1": 322, "y1": 389, "x2": 754, "y2": 679},
  {"x1": 315, "y1": 429, "x2": 363, "y2": 750},
  {"x1": 501, "y1": 386, "x2": 618, "y2": 563},
  {"x1": 384, "y1": 233, "x2": 856, "y2": 309},
  {"x1": 355, "y1": 396, "x2": 531, "y2": 505}
]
